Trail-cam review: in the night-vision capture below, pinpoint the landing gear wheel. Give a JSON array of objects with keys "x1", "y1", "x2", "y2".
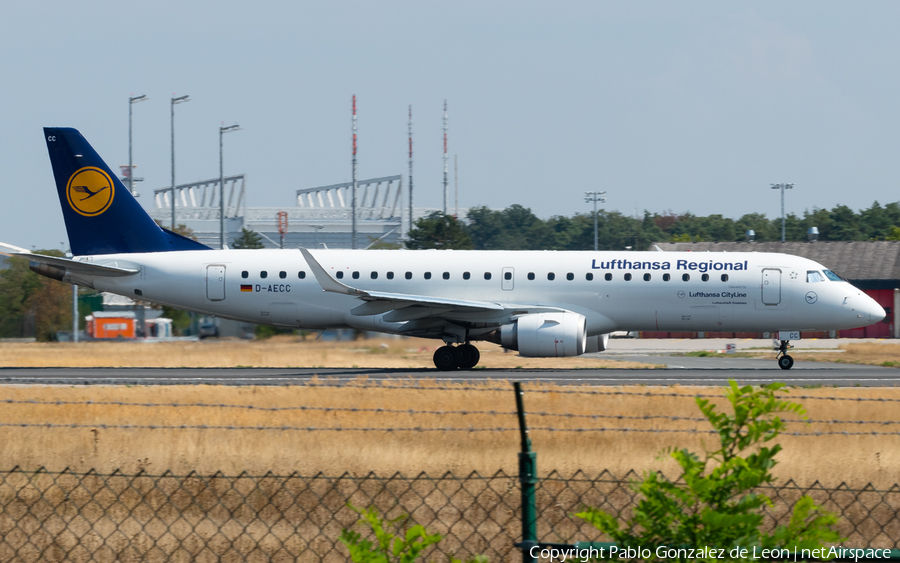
[
  {"x1": 775, "y1": 339, "x2": 794, "y2": 370},
  {"x1": 433, "y1": 345, "x2": 459, "y2": 371},
  {"x1": 456, "y1": 344, "x2": 480, "y2": 370}
]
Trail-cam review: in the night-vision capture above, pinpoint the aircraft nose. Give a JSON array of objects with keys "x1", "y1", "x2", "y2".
[{"x1": 867, "y1": 299, "x2": 887, "y2": 324}]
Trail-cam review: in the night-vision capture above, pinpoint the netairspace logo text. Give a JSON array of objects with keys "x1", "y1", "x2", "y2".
[{"x1": 530, "y1": 544, "x2": 892, "y2": 561}]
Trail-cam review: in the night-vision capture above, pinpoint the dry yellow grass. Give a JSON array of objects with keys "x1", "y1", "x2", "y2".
[
  {"x1": 1, "y1": 383, "x2": 898, "y2": 489},
  {"x1": 794, "y1": 341, "x2": 900, "y2": 367},
  {"x1": 0, "y1": 337, "x2": 656, "y2": 369}
]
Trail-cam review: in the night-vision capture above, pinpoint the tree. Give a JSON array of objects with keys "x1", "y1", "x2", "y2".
[
  {"x1": 0, "y1": 250, "x2": 73, "y2": 340},
  {"x1": 466, "y1": 206, "x2": 506, "y2": 250},
  {"x1": 405, "y1": 213, "x2": 473, "y2": 250},
  {"x1": 232, "y1": 228, "x2": 265, "y2": 249},
  {"x1": 577, "y1": 382, "x2": 841, "y2": 561},
  {"x1": 154, "y1": 220, "x2": 199, "y2": 241}
]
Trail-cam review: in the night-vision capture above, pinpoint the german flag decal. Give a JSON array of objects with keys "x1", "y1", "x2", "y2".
[{"x1": 240, "y1": 284, "x2": 253, "y2": 292}]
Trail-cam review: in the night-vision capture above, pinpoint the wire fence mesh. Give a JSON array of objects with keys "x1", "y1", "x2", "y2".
[{"x1": 1, "y1": 467, "x2": 898, "y2": 563}]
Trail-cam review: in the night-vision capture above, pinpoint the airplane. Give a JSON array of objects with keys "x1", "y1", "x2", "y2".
[{"x1": 0, "y1": 127, "x2": 886, "y2": 371}]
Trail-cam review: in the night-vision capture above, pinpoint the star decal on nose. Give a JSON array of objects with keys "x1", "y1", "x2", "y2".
[{"x1": 789, "y1": 271, "x2": 798, "y2": 280}]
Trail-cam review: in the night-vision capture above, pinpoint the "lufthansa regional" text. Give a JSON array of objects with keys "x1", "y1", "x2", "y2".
[{"x1": 591, "y1": 259, "x2": 749, "y2": 272}]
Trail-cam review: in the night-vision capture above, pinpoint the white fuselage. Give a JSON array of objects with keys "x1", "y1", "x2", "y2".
[{"x1": 75, "y1": 249, "x2": 884, "y2": 340}]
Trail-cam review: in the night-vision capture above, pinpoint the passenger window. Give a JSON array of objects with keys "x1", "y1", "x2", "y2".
[
  {"x1": 279, "y1": 271, "x2": 287, "y2": 279},
  {"x1": 547, "y1": 273, "x2": 555, "y2": 281},
  {"x1": 586, "y1": 273, "x2": 593, "y2": 281},
  {"x1": 624, "y1": 273, "x2": 632, "y2": 281},
  {"x1": 298, "y1": 271, "x2": 306, "y2": 279},
  {"x1": 807, "y1": 270, "x2": 825, "y2": 283},
  {"x1": 352, "y1": 271, "x2": 360, "y2": 279},
  {"x1": 443, "y1": 272, "x2": 450, "y2": 280},
  {"x1": 241, "y1": 271, "x2": 249, "y2": 279},
  {"x1": 643, "y1": 273, "x2": 651, "y2": 281},
  {"x1": 371, "y1": 272, "x2": 378, "y2": 279},
  {"x1": 605, "y1": 273, "x2": 612, "y2": 281},
  {"x1": 504, "y1": 272, "x2": 512, "y2": 281},
  {"x1": 701, "y1": 274, "x2": 709, "y2": 282},
  {"x1": 527, "y1": 272, "x2": 535, "y2": 280},
  {"x1": 463, "y1": 272, "x2": 470, "y2": 280},
  {"x1": 484, "y1": 272, "x2": 492, "y2": 280},
  {"x1": 682, "y1": 274, "x2": 690, "y2": 281},
  {"x1": 663, "y1": 273, "x2": 670, "y2": 282},
  {"x1": 387, "y1": 272, "x2": 394, "y2": 280},
  {"x1": 566, "y1": 273, "x2": 574, "y2": 281},
  {"x1": 424, "y1": 272, "x2": 432, "y2": 280},
  {"x1": 405, "y1": 272, "x2": 412, "y2": 280},
  {"x1": 260, "y1": 271, "x2": 268, "y2": 279},
  {"x1": 721, "y1": 274, "x2": 728, "y2": 282},
  {"x1": 336, "y1": 271, "x2": 344, "y2": 279}
]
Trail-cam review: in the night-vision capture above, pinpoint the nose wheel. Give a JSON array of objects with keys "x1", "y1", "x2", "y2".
[
  {"x1": 433, "y1": 343, "x2": 481, "y2": 370},
  {"x1": 775, "y1": 340, "x2": 794, "y2": 370}
]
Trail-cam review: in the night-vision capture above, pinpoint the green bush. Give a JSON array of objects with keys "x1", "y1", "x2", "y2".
[
  {"x1": 340, "y1": 505, "x2": 487, "y2": 563},
  {"x1": 576, "y1": 381, "x2": 842, "y2": 561}
]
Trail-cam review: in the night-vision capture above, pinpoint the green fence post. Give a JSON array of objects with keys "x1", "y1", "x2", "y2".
[{"x1": 514, "y1": 382, "x2": 538, "y2": 563}]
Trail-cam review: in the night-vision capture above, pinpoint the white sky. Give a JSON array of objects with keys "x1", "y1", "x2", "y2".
[{"x1": 2, "y1": 1, "x2": 899, "y2": 250}]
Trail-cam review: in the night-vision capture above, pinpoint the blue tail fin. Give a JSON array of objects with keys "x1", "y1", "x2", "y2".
[{"x1": 44, "y1": 127, "x2": 211, "y2": 255}]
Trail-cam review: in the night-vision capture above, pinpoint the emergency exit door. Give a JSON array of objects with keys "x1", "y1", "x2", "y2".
[
  {"x1": 761, "y1": 268, "x2": 781, "y2": 306},
  {"x1": 207, "y1": 265, "x2": 226, "y2": 301},
  {"x1": 501, "y1": 267, "x2": 515, "y2": 291}
]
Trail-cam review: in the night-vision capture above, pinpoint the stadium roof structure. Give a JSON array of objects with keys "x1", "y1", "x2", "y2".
[{"x1": 652, "y1": 241, "x2": 900, "y2": 289}]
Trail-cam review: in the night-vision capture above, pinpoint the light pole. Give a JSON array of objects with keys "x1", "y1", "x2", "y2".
[
  {"x1": 128, "y1": 94, "x2": 147, "y2": 197},
  {"x1": 770, "y1": 183, "x2": 794, "y2": 242},
  {"x1": 584, "y1": 191, "x2": 607, "y2": 251},
  {"x1": 312, "y1": 224, "x2": 325, "y2": 248},
  {"x1": 170, "y1": 94, "x2": 190, "y2": 230},
  {"x1": 351, "y1": 95, "x2": 358, "y2": 249},
  {"x1": 219, "y1": 124, "x2": 241, "y2": 249}
]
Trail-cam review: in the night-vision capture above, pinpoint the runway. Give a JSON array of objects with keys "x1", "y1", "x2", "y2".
[{"x1": 1, "y1": 359, "x2": 898, "y2": 387}]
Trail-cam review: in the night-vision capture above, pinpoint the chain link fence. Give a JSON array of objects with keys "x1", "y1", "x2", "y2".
[{"x1": 1, "y1": 467, "x2": 898, "y2": 562}]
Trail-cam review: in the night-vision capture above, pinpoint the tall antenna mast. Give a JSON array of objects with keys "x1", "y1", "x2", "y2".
[
  {"x1": 351, "y1": 94, "x2": 358, "y2": 249},
  {"x1": 408, "y1": 104, "x2": 414, "y2": 235},
  {"x1": 442, "y1": 99, "x2": 448, "y2": 216},
  {"x1": 454, "y1": 154, "x2": 458, "y2": 217}
]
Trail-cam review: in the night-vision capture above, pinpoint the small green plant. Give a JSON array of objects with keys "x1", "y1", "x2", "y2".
[
  {"x1": 577, "y1": 381, "x2": 842, "y2": 561},
  {"x1": 340, "y1": 504, "x2": 487, "y2": 563}
]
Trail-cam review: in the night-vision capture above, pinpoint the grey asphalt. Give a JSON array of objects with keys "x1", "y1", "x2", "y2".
[
  {"x1": 2, "y1": 338, "x2": 894, "y2": 387},
  {"x1": 0, "y1": 361, "x2": 896, "y2": 387}
]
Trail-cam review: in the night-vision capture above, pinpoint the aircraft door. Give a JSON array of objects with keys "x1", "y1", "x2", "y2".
[
  {"x1": 501, "y1": 267, "x2": 514, "y2": 291},
  {"x1": 206, "y1": 265, "x2": 226, "y2": 301},
  {"x1": 761, "y1": 269, "x2": 781, "y2": 306}
]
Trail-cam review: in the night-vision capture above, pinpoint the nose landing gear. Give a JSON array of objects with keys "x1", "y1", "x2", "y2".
[
  {"x1": 433, "y1": 343, "x2": 481, "y2": 371},
  {"x1": 776, "y1": 340, "x2": 794, "y2": 370}
]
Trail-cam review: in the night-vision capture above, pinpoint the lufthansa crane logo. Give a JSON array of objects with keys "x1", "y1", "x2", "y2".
[{"x1": 66, "y1": 167, "x2": 114, "y2": 217}]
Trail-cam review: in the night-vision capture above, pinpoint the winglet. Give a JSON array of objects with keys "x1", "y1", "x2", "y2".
[{"x1": 299, "y1": 247, "x2": 368, "y2": 297}]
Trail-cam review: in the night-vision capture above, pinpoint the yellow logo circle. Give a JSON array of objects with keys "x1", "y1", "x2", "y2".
[{"x1": 66, "y1": 167, "x2": 115, "y2": 217}]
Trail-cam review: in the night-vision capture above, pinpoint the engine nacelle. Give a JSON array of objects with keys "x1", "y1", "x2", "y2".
[{"x1": 499, "y1": 312, "x2": 587, "y2": 357}]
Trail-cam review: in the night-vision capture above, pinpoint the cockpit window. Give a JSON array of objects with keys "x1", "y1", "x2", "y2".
[
  {"x1": 807, "y1": 270, "x2": 825, "y2": 283},
  {"x1": 823, "y1": 269, "x2": 844, "y2": 282}
]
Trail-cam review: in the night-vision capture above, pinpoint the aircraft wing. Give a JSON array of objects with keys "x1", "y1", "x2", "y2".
[
  {"x1": 0, "y1": 243, "x2": 139, "y2": 277},
  {"x1": 300, "y1": 247, "x2": 558, "y2": 323}
]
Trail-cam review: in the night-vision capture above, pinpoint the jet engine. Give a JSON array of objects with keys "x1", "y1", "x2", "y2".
[{"x1": 497, "y1": 312, "x2": 587, "y2": 357}]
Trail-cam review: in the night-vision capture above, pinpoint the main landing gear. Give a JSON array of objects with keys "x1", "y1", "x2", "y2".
[
  {"x1": 776, "y1": 340, "x2": 794, "y2": 370},
  {"x1": 433, "y1": 343, "x2": 481, "y2": 371}
]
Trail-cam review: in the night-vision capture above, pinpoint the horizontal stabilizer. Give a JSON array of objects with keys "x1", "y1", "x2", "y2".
[{"x1": 1, "y1": 244, "x2": 138, "y2": 277}]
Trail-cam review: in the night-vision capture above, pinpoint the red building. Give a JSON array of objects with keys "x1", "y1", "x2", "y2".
[{"x1": 641, "y1": 241, "x2": 899, "y2": 339}]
